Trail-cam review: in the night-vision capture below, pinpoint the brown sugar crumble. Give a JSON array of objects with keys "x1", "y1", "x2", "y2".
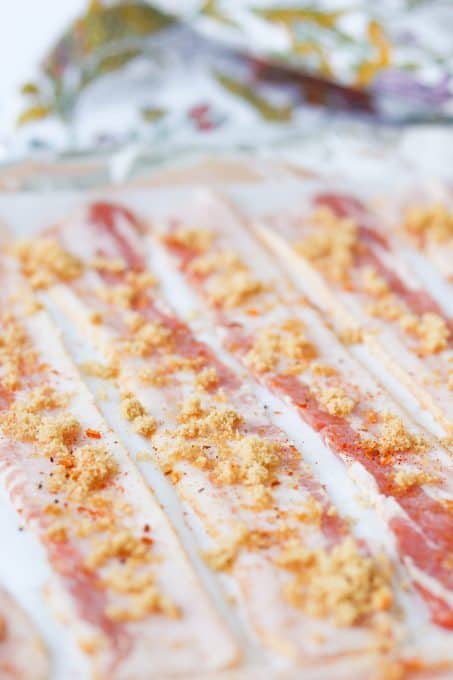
[
  {"x1": 404, "y1": 204, "x2": 453, "y2": 244},
  {"x1": 414, "y1": 313, "x2": 449, "y2": 355},
  {"x1": 318, "y1": 386, "x2": 356, "y2": 417},
  {"x1": 166, "y1": 227, "x2": 215, "y2": 254},
  {"x1": 393, "y1": 468, "x2": 440, "y2": 492},
  {"x1": 278, "y1": 537, "x2": 393, "y2": 626},
  {"x1": 81, "y1": 360, "x2": 119, "y2": 380},
  {"x1": 294, "y1": 207, "x2": 358, "y2": 286},
  {"x1": 362, "y1": 413, "x2": 428, "y2": 460},
  {"x1": 12, "y1": 237, "x2": 82, "y2": 289},
  {"x1": 121, "y1": 393, "x2": 156, "y2": 438},
  {"x1": 245, "y1": 320, "x2": 317, "y2": 374},
  {"x1": 209, "y1": 269, "x2": 264, "y2": 309}
]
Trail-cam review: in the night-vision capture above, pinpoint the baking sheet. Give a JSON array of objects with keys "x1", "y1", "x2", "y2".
[{"x1": 0, "y1": 169, "x2": 451, "y2": 678}]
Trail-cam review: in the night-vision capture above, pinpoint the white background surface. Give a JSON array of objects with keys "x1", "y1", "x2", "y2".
[{"x1": 0, "y1": 1, "x2": 85, "y2": 143}]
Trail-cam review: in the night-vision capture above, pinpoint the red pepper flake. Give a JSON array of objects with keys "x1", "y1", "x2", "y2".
[
  {"x1": 141, "y1": 536, "x2": 153, "y2": 546},
  {"x1": 86, "y1": 428, "x2": 101, "y2": 439}
]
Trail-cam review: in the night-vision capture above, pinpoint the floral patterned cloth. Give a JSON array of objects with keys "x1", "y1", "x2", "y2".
[{"x1": 11, "y1": 0, "x2": 453, "y2": 158}]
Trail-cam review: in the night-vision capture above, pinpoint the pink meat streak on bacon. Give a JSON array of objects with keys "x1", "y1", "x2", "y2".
[{"x1": 88, "y1": 202, "x2": 146, "y2": 271}]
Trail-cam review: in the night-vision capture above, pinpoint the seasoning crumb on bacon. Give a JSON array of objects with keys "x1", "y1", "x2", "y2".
[
  {"x1": 202, "y1": 528, "x2": 247, "y2": 572},
  {"x1": 393, "y1": 468, "x2": 440, "y2": 491},
  {"x1": 209, "y1": 270, "x2": 265, "y2": 309},
  {"x1": 166, "y1": 227, "x2": 215, "y2": 253},
  {"x1": 277, "y1": 537, "x2": 393, "y2": 627},
  {"x1": 177, "y1": 398, "x2": 243, "y2": 440},
  {"x1": 414, "y1": 313, "x2": 450, "y2": 355},
  {"x1": 11, "y1": 238, "x2": 82, "y2": 289},
  {"x1": 404, "y1": 204, "x2": 453, "y2": 243},
  {"x1": 122, "y1": 321, "x2": 172, "y2": 357},
  {"x1": 195, "y1": 366, "x2": 219, "y2": 390},
  {"x1": 0, "y1": 402, "x2": 80, "y2": 454},
  {"x1": 361, "y1": 266, "x2": 389, "y2": 297},
  {"x1": 311, "y1": 362, "x2": 337, "y2": 377},
  {"x1": 339, "y1": 326, "x2": 363, "y2": 346},
  {"x1": 91, "y1": 256, "x2": 127, "y2": 273},
  {"x1": 81, "y1": 360, "x2": 119, "y2": 380},
  {"x1": 189, "y1": 250, "x2": 241, "y2": 276},
  {"x1": 98, "y1": 272, "x2": 157, "y2": 311},
  {"x1": 362, "y1": 413, "x2": 428, "y2": 457},
  {"x1": 0, "y1": 315, "x2": 37, "y2": 390},
  {"x1": 104, "y1": 565, "x2": 180, "y2": 622},
  {"x1": 294, "y1": 207, "x2": 358, "y2": 286},
  {"x1": 318, "y1": 386, "x2": 356, "y2": 417},
  {"x1": 48, "y1": 445, "x2": 118, "y2": 500},
  {"x1": 121, "y1": 393, "x2": 156, "y2": 438},
  {"x1": 245, "y1": 320, "x2": 316, "y2": 374}
]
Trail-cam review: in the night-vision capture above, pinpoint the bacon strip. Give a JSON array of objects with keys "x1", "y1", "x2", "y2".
[
  {"x1": 150, "y1": 192, "x2": 453, "y2": 636},
  {"x1": 252, "y1": 188, "x2": 453, "y2": 436},
  {"x1": 9, "y1": 201, "x2": 433, "y2": 672},
  {"x1": 377, "y1": 189, "x2": 453, "y2": 284},
  {"x1": 0, "y1": 259, "x2": 238, "y2": 678},
  {"x1": 0, "y1": 586, "x2": 48, "y2": 680}
]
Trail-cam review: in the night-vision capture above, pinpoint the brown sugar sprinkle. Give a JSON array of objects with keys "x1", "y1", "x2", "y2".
[
  {"x1": 209, "y1": 269, "x2": 264, "y2": 309},
  {"x1": 413, "y1": 313, "x2": 450, "y2": 355},
  {"x1": 11, "y1": 237, "x2": 82, "y2": 289},
  {"x1": 91, "y1": 256, "x2": 126, "y2": 273},
  {"x1": 361, "y1": 266, "x2": 389, "y2": 298},
  {"x1": 368, "y1": 296, "x2": 404, "y2": 322},
  {"x1": 47, "y1": 445, "x2": 118, "y2": 501},
  {"x1": 166, "y1": 227, "x2": 215, "y2": 254},
  {"x1": 277, "y1": 537, "x2": 393, "y2": 626},
  {"x1": 86, "y1": 530, "x2": 149, "y2": 569},
  {"x1": 0, "y1": 316, "x2": 38, "y2": 391},
  {"x1": 81, "y1": 360, "x2": 119, "y2": 380},
  {"x1": 245, "y1": 320, "x2": 317, "y2": 374},
  {"x1": 164, "y1": 398, "x2": 286, "y2": 492},
  {"x1": 195, "y1": 367, "x2": 218, "y2": 390},
  {"x1": 188, "y1": 250, "x2": 242, "y2": 276},
  {"x1": 366, "y1": 281, "x2": 450, "y2": 354},
  {"x1": 339, "y1": 326, "x2": 363, "y2": 346},
  {"x1": 404, "y1": 203, "x2": 453, "y2": 243},
  {"x1": 122, "y1": 321, "x2": 172, "y2": 357},
  {"x1": 98, "y1": 272, "x2": 157, "y2": 311},
  {"x1": 311, "y1": 362, "x2": 337, "y2": 377},
  {"x1": 393, "y1": 468, "x2": 440, "y2": 492},
  {"x1": 121, "y1": 393, "x2": 156, "y2": 438},
  {"x1": 294, "y1": 207, "x2": 358, "y2": 286},
  {"x1": 362, "y1": 413, "x2": 428, "y2": 459},
  {"x1": 233, "y1": 435, "x2": 282, "y2": 486},
  {"x1": 202, "y1": 528, "x2": 247, "y2": 572},
  {"x1": 177, "y1": 398, "x2": 243, "y2": 440},
  {"x1": 104, "y1": 563, "x2": 180, "y2": 622},
  {"x1": 318, "y1": 386, "x2": 356, "y2": 417},
  {"x1": 0, "y1": 401, "x2": 81, "y2": 459},
  {"x1": 45, "y1": 522, "x2": 68, "y2": 543}
]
